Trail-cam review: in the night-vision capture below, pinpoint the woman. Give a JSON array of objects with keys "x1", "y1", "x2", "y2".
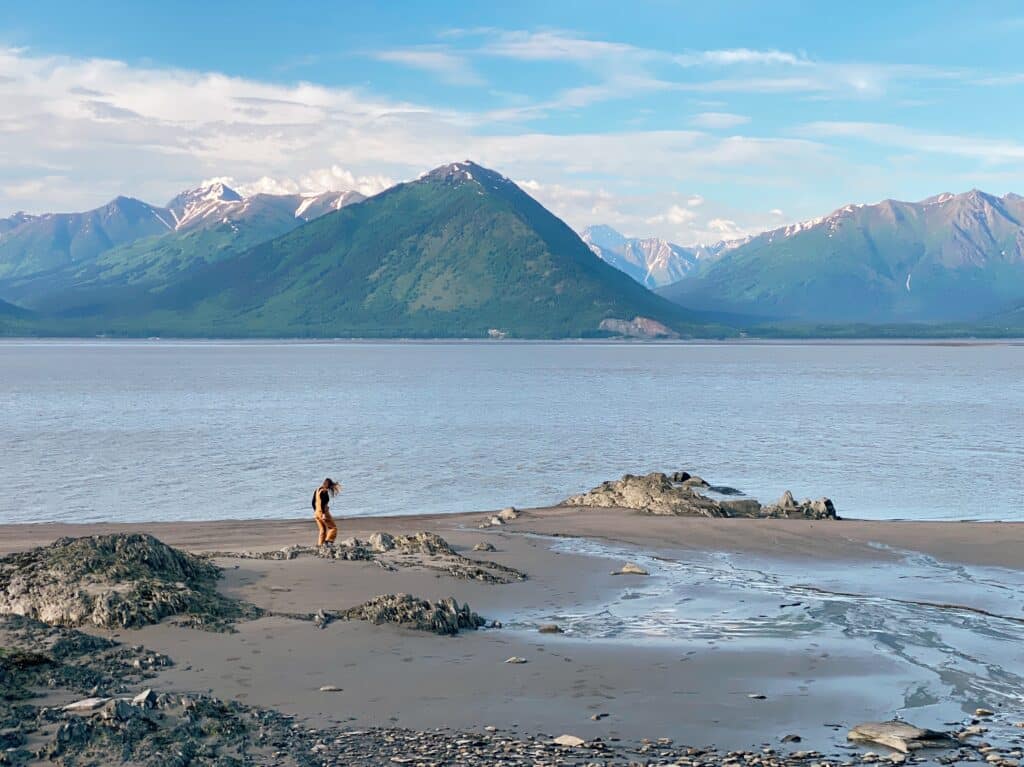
[{"x1": 312, "y1": 478, "x2": 341, "y2": 547}]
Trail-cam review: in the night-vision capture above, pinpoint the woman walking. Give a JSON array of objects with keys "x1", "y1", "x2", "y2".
[{"x1": 312, "y1": 478, "x2": 341, "y2": 547}]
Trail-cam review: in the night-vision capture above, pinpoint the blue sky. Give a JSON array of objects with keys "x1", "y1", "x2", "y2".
[{"x1": 2, "y1": 0, "x2": 1023, "y2": 244}]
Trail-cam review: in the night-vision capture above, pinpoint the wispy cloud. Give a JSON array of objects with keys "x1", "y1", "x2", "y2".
[
  {"x1": 374, "y1": 48, "x2": 483, "y2": 86},
  {"x1": 690, "y1": 112, "x2": 751, "y2": 129},
  {"x1": 801, "y1": 121, "x2": 1024, "y2": 163}
]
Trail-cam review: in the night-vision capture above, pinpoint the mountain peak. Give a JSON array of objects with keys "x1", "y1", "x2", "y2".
[
  {"x1": 166, "y1": 182, "x2": 244, "y2": 229},
  {"x1": 420, "y1": 160, "x2": 510, "y2": 189}
]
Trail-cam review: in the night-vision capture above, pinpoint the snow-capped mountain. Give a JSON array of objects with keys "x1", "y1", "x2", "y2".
[
  {"x1": 580, "y1": 225, "x2": 700, "y2": 288},
  {"x1": 660, "y1": 189, "x2": 1024, "y2": 323},
  {"x1": 165, "y1": 183, "x2": 366, "y2": 232}
]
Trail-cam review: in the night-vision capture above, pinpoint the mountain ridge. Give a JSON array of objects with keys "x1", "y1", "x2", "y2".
[{"x1": 660, "y1": 189, "x2": 1024, "y2": 323}]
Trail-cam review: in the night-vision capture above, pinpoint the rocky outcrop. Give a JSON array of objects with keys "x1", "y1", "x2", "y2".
[
  {"x1": 563, "y1": 472, "x2": 838, "y2": 520},
  {"x1": 340, "y1": 594, "x2": 485, "y2": 635},
  {"x1": 599, "y1": 316, "x2": 680, "y2": 339},
  {"x1": 0, "y1": 535, "x2": 259, "y2": 631}
]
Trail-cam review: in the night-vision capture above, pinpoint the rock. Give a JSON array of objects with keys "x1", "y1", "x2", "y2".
[
  {"x1": 0, "y1": 533, "x2": 259, "y2": 630},
  {"x1": 976, "y1": 708, "x2": 995, "y2": 717},
  {"x1": 504, "y1": 656, "x2": 527, "y2": 664},
  {"x1": 564, "y1": 472, "x2": 724, "y2": 516},
  {"x1": 132, "y1": 688, "x2": 157, "y2": 708},
  {"x1": 748, "y1": 693, "x2": 767, "y2": 700},
  {"x1": 599, "y1": 316, "x2": 679, "y2": 339},
  {"x1": 63, "y1": 697, "x2": 111, "y2": 713},
  {"x1": 720, "y1": 499, "x2": 763, "y2": 517},
  {"x1": 488, "y1": 516, "x2": 504, "y2": 526},
  {"x1": 340, "y1": 594, "x2": 485, "y2": 635},
  {"x1": 762, "y1": 492, "x2": 838, "y2": 520},
  {"x1": 473, "y1": 542, "x2": 497, "y2": 552},
  {"x1": 553, "y1": 734, "x2": 586, "y2": 747},
  {"x1": 319, "y1": 685, "x2": 343, "y2": 692},
  {"x1": 100, "y1": 698, "x2": 137, "y2": 722},
  {"x1": 612, "y1": 562, "x2": 649, "y2": 576},
  {"x1": 367, "y1": 533, "x2": 396, "y2": 552},
  {"x1": 313, "y1": 609, "x2": 334, "y2": 630},
  {"x1": 591, "y1": 713, "x2": 609, "y2": 720},
  {"x1": 497, "y1": 507, "x2": 519, "y2": 522},
  {"x1": 671, "y1": 471, "x2": 692, "y2": 483},
  {"x1": 681, "y1": 476, "x2": 709, "y2": 488},
  {"x1": 848, "y1": 721, "x2": 953, "y2": 753},
  {"x1": 538, "y1": 624, "x2": 563, "y2": 634},
  {"x1": 781, "y1": 734, "x2": 803, "y2": 743}
]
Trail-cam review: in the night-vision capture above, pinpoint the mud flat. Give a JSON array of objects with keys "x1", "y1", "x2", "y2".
[{"x1": 2, "y1": 486, "x2": 1023, "y2": 764}]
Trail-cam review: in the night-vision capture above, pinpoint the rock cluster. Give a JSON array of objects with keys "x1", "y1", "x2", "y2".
[
  {"x1": 0, "y1": 534, "x2": 259, "y2": 631},
  {"x1": 213, "y1": 530, "x2": 526, "y2": 584},
  {"x1": 563, "y1": 472, "x2": 838, "y2": 520},
  {"x1": 339, "y1": 594, "x2": 486, "y2": 635}
]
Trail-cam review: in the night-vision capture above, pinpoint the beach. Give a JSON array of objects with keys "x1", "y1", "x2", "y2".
[{"x1": 3, "y1": 505, "x2": 1023, "y2": 762}]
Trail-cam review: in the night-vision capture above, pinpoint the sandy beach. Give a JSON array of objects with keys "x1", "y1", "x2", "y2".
[{"x1": 3, "y1": 505, "x2": 1023, "y2": 760}]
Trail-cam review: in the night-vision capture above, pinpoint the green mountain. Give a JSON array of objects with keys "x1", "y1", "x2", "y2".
[
  {"x1": 44, "y1": 162, "x2": 720, "y2": 338},
  {"x1": 660, "y1": 190, "x2": 1024, "y2": 323},
  {"x1": 0, "y1": 197, "x2": 173, "y2": 281}
]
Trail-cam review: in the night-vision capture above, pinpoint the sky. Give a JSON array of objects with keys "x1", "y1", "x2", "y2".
[{"x1": 2, "y1": 0, "x2": 1023, "y2": 245}]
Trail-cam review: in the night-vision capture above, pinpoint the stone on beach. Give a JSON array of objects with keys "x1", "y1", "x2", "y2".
[
  {"x1": 847, "y1": 720, "x2": 953, "y2": 753},
  {"x1": 538, "y1": 623, "x2": 563, "y2": 633},
  {"x1": 472, "y1": 542, "x2": 497, "y2": 552},
  {"x1": 612, "y1": 562, "x2": 649, "y2": 576},
  {"x1": 319, "y1": 685, "x2": 343, "y2": 692},
  {"x1": 132, "y1": 688, "x2": 157, "y2": 708},
  {"x1": 63, "y1": 697, "x2": 111, "y2": 713},
  {"x1": 552, "y1": 734, "x2": 586, "y2": 747},
  {"x1": 497, "y1": 507, "x2": 520, "y2": 521},
  {"x1": 504, "y1": 656, "x2": 528, "y2": 664}
]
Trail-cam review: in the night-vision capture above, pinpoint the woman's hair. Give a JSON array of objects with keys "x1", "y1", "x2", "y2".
[{"x1": 323, "y1": 478, "x2": 340, "y2": 497}]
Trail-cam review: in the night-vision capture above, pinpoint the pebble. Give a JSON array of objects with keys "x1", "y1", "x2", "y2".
[
  {"x1": 319, "y1": 685, "x2": 343, "y2": 692},
  {"x1": 553, "y1": 734, "x2": 586, "y2": 747},
  {"x1": 504, "y1": 656, "x2": 528, "y2": 664}
]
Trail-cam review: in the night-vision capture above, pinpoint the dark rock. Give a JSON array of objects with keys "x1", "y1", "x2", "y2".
[{"x1": 341, "y1": 594, "x2": 486, "y2": 635}]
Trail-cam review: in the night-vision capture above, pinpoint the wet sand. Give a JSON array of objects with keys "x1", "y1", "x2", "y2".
[{"x1": 2, "y1": 507, "x2": 1023, "y2": 751}]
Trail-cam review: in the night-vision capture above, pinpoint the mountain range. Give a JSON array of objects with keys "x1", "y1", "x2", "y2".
[
  {"x1": 2, "y1": 165, "x2": 1023, "y2": 337},
  {"x1": 0, "y1": 162, "x2": 710, "y2": 338},
  {"x1": 657, "y1": 190, "x2": 1024, "y2": 323}
]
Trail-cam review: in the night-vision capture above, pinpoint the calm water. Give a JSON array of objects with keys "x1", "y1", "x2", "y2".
[{"x1": 1, "y1": 339, "x2": 1021, "y2": 525}]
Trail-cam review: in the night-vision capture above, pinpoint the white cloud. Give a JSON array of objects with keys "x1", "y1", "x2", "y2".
[
  {"x1": 690, "y1": 112, "x2": 750, "y2": 129},
  {"x1": 770, "y1": 208, "x2": 785, "y2": 217},
  {"x1": 687, "y1": 195, "x2": 705, "y2": 207},
  {"x1": 645, "y1": 204, "x2": 698, "y2": 225}
]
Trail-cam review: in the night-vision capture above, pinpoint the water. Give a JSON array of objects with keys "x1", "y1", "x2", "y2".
[
  {"x1": 507, "y1": 535, "x2": 1024, "y2": 723},
  {"x1": 1, "y1": 339, "x2": 1022, "y2": 524}
]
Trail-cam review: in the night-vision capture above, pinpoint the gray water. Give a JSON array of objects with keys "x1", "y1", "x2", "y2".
[{"x1": 1, "y1": 339, "x2": 1022, "y2": 525}]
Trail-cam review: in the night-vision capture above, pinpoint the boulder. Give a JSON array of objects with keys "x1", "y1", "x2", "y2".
[
  {"x1": 497, "y1": 507, "x2": 519, "y2": 522},
  {"x1": 538, "y1": 624, "x2": 563, "y2": 634},
  {"x1": 847, "y1": 721, "x2": 953, "y2": 753},
  {"x1": 132, "y1": 689, "x2": 157, "y2": 708},
  {"x1": 63, "y1": 697, "x2": 111, "y2": 713},
  {"x1": 472, "y1": 542, "x2": 497, "y2": 552},
  {"x1": 762, "y1": 493, "x2": 838, "y2": 520},
  {"x1": 719, "y1": 499, "x2": 762, "y2": 517},
  {"x1": 681, "y1": 476, "x2": 709, "y2": 488}
]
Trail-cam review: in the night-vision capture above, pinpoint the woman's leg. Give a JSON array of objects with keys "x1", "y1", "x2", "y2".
[
  {"x1": 315, "y1": 515, "x2": 327, "y2": 546},
  {"x1": 322, "y1": 510, "x2": 338, "y2": 543}
]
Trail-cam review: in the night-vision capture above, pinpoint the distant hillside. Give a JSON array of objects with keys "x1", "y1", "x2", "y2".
[
  {"x1": 660, "y1": 190, "x2": 1024, "y2": 323},
  {"x1": 65, "y1": 162, "x2": 721, "y2": 338},
  {"x1": 0, "y1": 197, "x2": 173, "y2": 280}
]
